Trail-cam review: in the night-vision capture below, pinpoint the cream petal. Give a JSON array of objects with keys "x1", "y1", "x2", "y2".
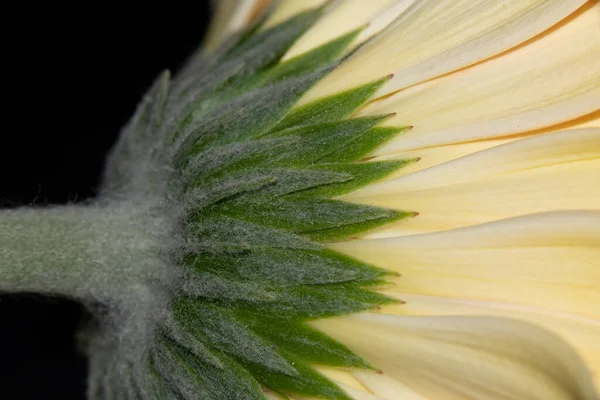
[
  {"x1": 321, "y1": 384, "x2": 387, "y2": 400},
  {"x1": 264, "y1": 390, "x2": 284, "y2": 399},
  {"x1": 329, "y1": 211, "x2": 600, "y2": 317},
  {"x1": 368, "y1": 137, "x2": 522, "y2": 177},
  {"x1": 294, "y1": 368, "x2": 383, "y2": 400},
  {"x1": 352, "y1": 0, "x2": 416, "y2": 48},
  {"x1": 368, "y1": 109, "x2": 600, "y2": 177},
  {"x1": 299, "y1": 0, "x2": 587, "y2": 105},
  {"x1": 282, "y1": 0, "x2": 413, "y2": 61},
  {"x1": 359, "y1": 1, "x2": 599, "y2": 156},
  {"x1": 344, "y1": 128, "x2": 600, "y2": 235},
  {"x1": 573, "y1": 110, "x2": 600, "y2": 130},
  {"x1": 335, "y1": 383, "x2": 390, "y2": 400},
  {"x1": 352, "y1": 370, "x2": 427, "y2": 400},
  {"x1": 313, "y1": 313, "x2": 599, "y2": 400},
  {"x1": 261, "y1": 0, "x2": 327, "y2": 30},
  {"x1": 314, "y1": 366, "x2": 368, "y2": 392},
  {"x1": 203, "y1": 0, "x2": 270, "y2": 52},
  {"x1": 297, "y1": 368, "x2": 426, "y2": 400},
  {"x1": 350, "y1": 128, "x2": 600, "y2": 195},
  {"x1": 381, "y1": 293, "x2": 600, "y2": 387}
]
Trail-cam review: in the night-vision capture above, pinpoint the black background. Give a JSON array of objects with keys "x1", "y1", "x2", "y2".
[{"x1": 1, "y1": 4, "x2": 211, "y2": 398}]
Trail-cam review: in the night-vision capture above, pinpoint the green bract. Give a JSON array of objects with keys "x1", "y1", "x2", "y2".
[{"x1": 98, "y1": 8, "x2": 412, "y2": 400}]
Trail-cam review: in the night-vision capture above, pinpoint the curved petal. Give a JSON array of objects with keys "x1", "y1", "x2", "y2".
[
  {"x1": 344, "y1": 128, "x2": 600, "y2": 235},
  {"x1": 381, "y1": 292, "x2": 600, "y2": 389},
  {"x1": 313, "y1": 313, "x2": 599, "y2": 399},
  {"x1": 261, "y1": 0, "x2": 327, "y2": 30},
  {"x1": 359, "y1": 1, "x2": 599, "y2": 156},
  {"x1": 282, "y1": 0, "x2": 414, "y2": 61},
  {"x1": 352, "y1": 0, "x2": 416, "y2": 49},
  {"x1": 337, "y1": 381, "x2": 406, "y2": 400},
  {"x1": 314, "y1": 366, "x2": 369, "y2": 392},
  {"x1": 329, "y1": 211, "x2": 600, "y2": 317},
  {"x1": 300, "y1": 0, "x2": 587, "y2": 104},
  {"x1": 369, "y1": 109, "x2": 600, "y2": 176},
  {"x1": 264, "y1": 390, "x2": 284, "y2": 399},
  {"x1": 352, "y1": 370, "x2": 427, "y2": 400},
  {"x1": 203, "y1": 0, "x2": 271, "y2": 52},
  {"x1": 330, "y1": 383, "x2": 390, "y2": 400}
]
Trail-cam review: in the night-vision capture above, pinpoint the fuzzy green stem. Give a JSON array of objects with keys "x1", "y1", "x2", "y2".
[{"x1": 0, "y1": 203, "x2": 174, "y2": 303}]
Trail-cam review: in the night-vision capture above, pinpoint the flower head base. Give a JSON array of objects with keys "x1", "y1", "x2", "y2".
[
  {"x1": 99, "y1": 6, "x2": 412, "y2": 397},
  {"x1": 4, "y1": 1, "x2": 598, "y2": 399}
]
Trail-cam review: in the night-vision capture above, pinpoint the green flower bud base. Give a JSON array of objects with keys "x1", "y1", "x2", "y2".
[{"x1": 0, "y1": 9, "x2": 415, "y2": 400}]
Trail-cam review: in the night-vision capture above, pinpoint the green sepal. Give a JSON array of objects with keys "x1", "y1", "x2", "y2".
[
  {"x1": 184, "y1": 175, "x2": 276, "y2": 213},
  {"x1": 172, "y1": 70, "x2": 327, "y2": 165},
  {"x1": 152, "y1": 336, "x2": 268, "y2": 400},
  {"x1": 305, "y1": 210, "x2": 412, "y2": 242},
  {"x1": 184, "y1": 248, "x2": 388, "y2": 287},
  {"x1": 132, "y1": 70, "x2": 170, "y2": 143},
  {"x1": 319, "y1": 126, "x2": 412, "y2": 163},
  {"x1": 165, "y1": 9, "x2": 324, "y2": 142},
  {"x1": 104, "y1": 70, "x2": 170, "y2": 190},
  {"x1": 120, "y1": 363, "x2": 146, "y2": 400},
  {"x1": 145, "y1": 356, "x2": 181, "y2": 400},
  {"x1": 263, "y1": 28, "x2": 362, "y2": 84},
  {"x1": 237, "y1": 283, "x2": 396, "y2": 320},
  {"x1": 183, "y1": 216, "x2": 321, "y2": 251},
  {"x1": 160, "y1": 315, "x2": 225, "y2": 369},
  {"x1": 197, "y1": 117, "x2": 387, "y2": 180},
  {"x1": 214, "y1": 197, "x2": 402, "y2": 241},
  {"x1": 180, "y1": 136, "x2": 300, "y2": 187},
  {"x1": 210, "y1": 27, "x2": 361, "y2": 103},
  {"x1": 271, "y1": 77, "x2": 390, "y2": 132},
  {"x1": 225, "y1": 9, "x2": 323, "y2": 67},
  {"x1": 241, "y1": 354, "x2": 351, "y2": 400},
  {"x1": 250, "y1": 321, "x2": 371, "y2": 369},
  {"x1": 93, "y1": 356, "x2": 125, "y2": 400},
  {"x1": 173, "y1": 301, "x2": 298, "y2": 376},
  {"x1": 303, "y1": 160, "x2": 413, "y2": 198},
  {"x1": 182, "y1": 269, "x2": 278, "y2": 302},
  {"x1": 261, "y1": 116, "x2": 391, "y2": 166},
  {"x1": 229, "y1": 168, "x2": 352, "y2": 200}
]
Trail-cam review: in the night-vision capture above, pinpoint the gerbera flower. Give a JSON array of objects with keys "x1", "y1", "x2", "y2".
[{"x1": 1, "y1": 0, "x2": 598, "y2": 399}]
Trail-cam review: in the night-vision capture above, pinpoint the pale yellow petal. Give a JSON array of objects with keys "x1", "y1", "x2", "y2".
[
  {"x1": 329, "y1": 384, "x2": 386, "y2": 400},
  {"x1": 261, "y1": 0, "x2": 327, "y2": 30},
  {"x1": 313, "y1": 314, "x2": 599, "y2": 400},
  {"x1": 300, "y1": 0, "x2": 588, "y2": 105},
  {"x1": 282, "y1": 0, "x2": 411, "y2": 61},
  {"x1": 574, "y1": 110, "x2": 600, "y2": 130},
  {"x1": 311, "y1": 367, "x2": 425, "y2": 400},
  {"x1": 203, "y1": 0, "x2": 271, "y2": 52},
  {"x1": 352, "y1": 370, "x2": 427, "y2": 400},
  {"x1": 345, "y1": 128, "x2": 600, "y2": 235},
  {"x1": 359, "y1": 1, "x2": 599, "y2": 156},
  {"x1": 381, "y1": 293, "x2": 600, "y2": 387},
  {"x1": 351, "y1": 127, "x2": 600, "y2": 195},
  {"x1": 353, "y1": 0, "x2": 416, "y2": 48},
  {"x1": 329, "y1": 211, "x2": 600, "y2": 318},
  {"x1": 294, "y1": 368, "x2": 383, "y2": 400},
  {"x1": 296, "y1": 369, "x2": 424, "y2": 400},
  {"x1": 369, "y1": 109, "x2": 600, "y2": 176},
  {"x1": 264, "y1": 389, "x2": 285, "y2": 399},
  {"x1": 314, "y1": 366, "x2": 368, "y2": 392}
]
